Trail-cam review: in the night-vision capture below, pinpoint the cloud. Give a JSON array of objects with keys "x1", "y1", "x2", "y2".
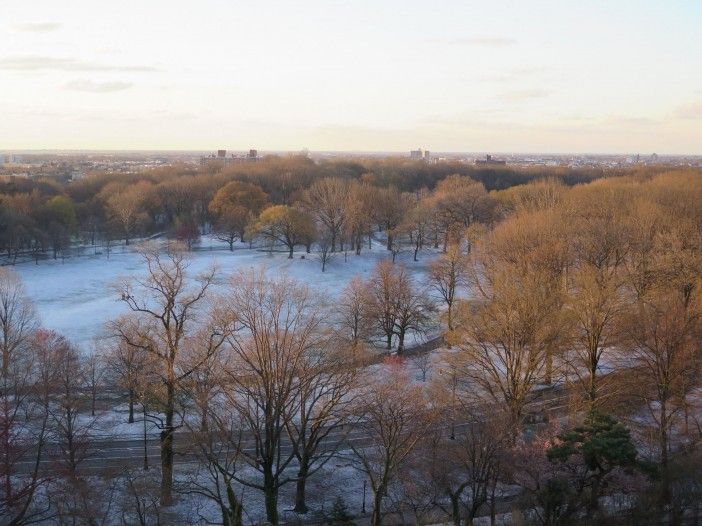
[
  {"x1": 14, "y1": 22, "x2": 62, "y2": 32},
  {"x1": 0, "y1": 56, "x2": 157, "y2": 72},
  {"x1": 432, "y1": 37, "x2": 516, "y2": 47},
  {"x1": 63, "y1": 80, "x2": 133, "y2": 93},
  {"x1": 499, "y1": 88, "x2": 549, "y2": 102},
  {"x1": 674, "y1": 101, "x2": 702, "y2": 120},
  {"x1": 603, "y1": 115, "x2": 657, "y2": 127}
]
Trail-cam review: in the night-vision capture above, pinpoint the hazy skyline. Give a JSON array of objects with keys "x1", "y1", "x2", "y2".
[{"x1": 1, "y1": 0, "x2": 701, "y2": 154}]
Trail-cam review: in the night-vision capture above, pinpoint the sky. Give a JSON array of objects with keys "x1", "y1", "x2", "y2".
[{"x1": 1, "y1": 0, "x2": 701, "y2": 154}]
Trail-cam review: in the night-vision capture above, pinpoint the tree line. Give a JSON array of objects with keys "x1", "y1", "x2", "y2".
[{"x1": 0, "y1": 156, "x2": 656, "y2": 264}]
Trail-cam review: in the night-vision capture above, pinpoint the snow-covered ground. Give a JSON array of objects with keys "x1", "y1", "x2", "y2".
[{"x1": 14, "y1": 236, "x2": 437, "y2": 348}]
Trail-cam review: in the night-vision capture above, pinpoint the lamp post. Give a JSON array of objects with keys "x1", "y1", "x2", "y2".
[{"x1": 143, "y1": 402, "x2": 149, "y2": 471}]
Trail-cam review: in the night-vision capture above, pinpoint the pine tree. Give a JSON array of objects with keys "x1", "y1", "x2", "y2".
[{"x1": 326, "y1": 496, "x2": 356, "y2": 526}]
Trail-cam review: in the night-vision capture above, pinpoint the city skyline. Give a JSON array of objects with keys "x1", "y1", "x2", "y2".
[{"x1": 1, "y1": 0, "x2": 701, "y2": 154}]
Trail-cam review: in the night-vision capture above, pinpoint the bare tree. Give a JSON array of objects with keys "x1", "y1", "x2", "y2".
[
  {"x1": 350, "y1": 372, "x2": 431, "y2": 526},
  {"x1": 0, "y1": 269, "x2": 37, "y2": 376},
  {"x1": 102, "y1": 182, "x2": 150, "y2": 246},
  {"x1": 366, "y1": 260, "x2": 399, "y2": 351},
  {"x1": 0, "y1": 273, "x2": 52, "y2": 526},
  {"x1": 185, "y1": 399, "x2": 245, "y2": 526},
  {"x1": 336, "y1": 276, "x2": 372, "y2": 355},
  {"x1": 285, "y1": 345, "x2": 359, "y2": 513},
  {"x1": 428, "y1": 244, "x2": 468, "y2": 332},
  {"x1": 391, "y1": 265, "x2": 434, "y2": 354},
  {"x1": 302, "y1": 178, "x2": 349, "y2": 252},
  {"x1": 316, "y1": 230, "x2": 335, "y2": 272},
  {"x1": 44, "y1": 336, "x2": 93, "y2": 477},
  {"x1": 427, "y1": 404, "x2": 507, "y2": 526},
  {"x1": 222, "y1": 270, "x2": 326, "y2": 524},
  {"x1": 620, "y1": 286, "x2": 700, "y2": 471},
  {"x1": 105, "y1": 338, "x2": 151, "y2": 424},
  {"x1": 458, "y1": 262, "x2": 564, "y2": 433},
  {"x1": 109, "y1": 242, "x2": 232, "y2": 505},
  {"x1": 85, "y1": 345, "x2": 106, "y2": 418},
  {"x1": 365, "y1": 261, "x2": 433, "y2": 354}
]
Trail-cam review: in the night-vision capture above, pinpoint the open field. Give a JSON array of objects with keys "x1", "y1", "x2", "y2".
[{"x1": 14, "y1": 236, "x2": 436, "y2": 347}]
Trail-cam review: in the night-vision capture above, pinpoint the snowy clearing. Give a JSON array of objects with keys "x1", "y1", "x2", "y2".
[{"x1": 14, "y1": 236, "x2": 438, "y2": 348}]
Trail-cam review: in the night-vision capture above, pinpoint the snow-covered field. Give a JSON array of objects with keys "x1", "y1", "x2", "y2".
[{"x1": 14, "y1": 236, "x2": 436, "y2": 348}]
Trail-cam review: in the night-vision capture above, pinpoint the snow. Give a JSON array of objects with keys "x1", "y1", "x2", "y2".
[{"x1": 14, "y1": 236, "x2": 437, "y2": 349}]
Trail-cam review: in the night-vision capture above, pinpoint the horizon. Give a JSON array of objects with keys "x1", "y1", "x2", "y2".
[
  {"x1": 3, "y1": 148, "x2": 701, "y2": 158},
  {"x1": 2, "y1": 1, "x2": 701, "y2": 154}
]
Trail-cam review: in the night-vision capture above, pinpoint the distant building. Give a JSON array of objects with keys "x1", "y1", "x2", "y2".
[
  {"x1": 200, "y1": 149, "x2": 259, "y2": 166},
  {"x1": 0, "y1": 154, "x2": 23, "y2": 164},
  {"x1": 410, "y1": 148, "x2": 431, "y2": 160},
  {"x1": 475, "y1": 154, "x2": 506, "y2": 166}
]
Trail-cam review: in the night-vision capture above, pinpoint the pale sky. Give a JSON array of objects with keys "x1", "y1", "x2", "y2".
[{"x1": 1, "y1": 0, "x2": 701, "y2": 154}]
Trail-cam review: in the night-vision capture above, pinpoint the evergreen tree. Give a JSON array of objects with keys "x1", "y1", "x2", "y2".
[{"x1": 326, "y1": 496, "x2": 356, "y2": 526}]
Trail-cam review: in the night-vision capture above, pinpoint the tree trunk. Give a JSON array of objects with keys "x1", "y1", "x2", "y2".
[
  {"x1": 397, "y1": 329, "x2": 406, "y2": 354},
  {"x1": 160, "y1": 382, "x2": 175, "y2": 506},
  {"x1": 223, "y1": 481, "x2": 243, "y2": 526},
  {"x1": 660, "y1": 399, "x2": 668, "y2": 468},
  {"x1": 294, "y1": 471, "x2": 309, "y2": 513},
  {"x1": 386, "y1": 332, "x2": 392, "y2": 350},
  {"x1": 588, "y1": 358, "x2": 598, "y2": 406},
  {"x1": 449, "y1": 492, "x2": 461, "y2": 526},
  {"x1": 128, "y1": 389, "x2": 135, "y2": 424},
  {"x1": 264, "y1": 479, "x2": 278, "y2": 525},
  {"x1": 371, "y1": 488, "x2": 384, "y2": 526},
  {"x1": 288, "y1": 245, "x2": 294, "y2": 259}
]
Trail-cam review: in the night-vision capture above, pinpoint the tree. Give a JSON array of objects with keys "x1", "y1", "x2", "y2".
[
  {"x1": 390, "y1": 265, "x2": 434, "y2": 354},
  {"x1": 105, "y1": 338, "x2": 151, "y2": 424},
  {"x1": 222, "y1": 270, "x2": 326, "y2": 524},
  {"x1": 251, "y1": 205, "x2": 315, "y2": 258},
  {"x1": 103, "y1": 182, "x2": 150, "y2": 246},
  {"x1": 372, "y1": 187, "x2": 408, "y2": 252},
  {"x1": 458, "y1": 259, "x2": 564, "y2": 432},
  {"x1": 44, "y1": 336, "x2": 93, "y2": 477},
  {"x1": 186, "y1": 397, "x2": 245, "y2": 526},
  {"x1": 326, "y1": 496, "x2": 356, "y2": 526},
  {"x1": 302, "y1": 178, "x2": 348, "y2": 252},
  {"x1": 286, "y1": 344, "x2": 359, "y2": 513},
  {"x1": 620, "y1": 286, "x2": 700, "y2": 471},
  {"x1": 208, "y1": 181, "x2": 268, "y2": 250},
  {"x1": 365, "y1": 261, "x2": 399, "y2": 350},
  {"x1": 0, "y1": 273, "x2": 52, "y2": 526},
  {"x1": 38, "y1": 195, "x2": 77, "y2": 259},
  {"x1": 431, "y1": 175, "x2": 495, "y2": 251},
  {"x1": 0, "y1": 269, "x2": 36, "y2": 376},
  {"x1": 336, "y1": 277, "x2": 372, "y2": 357},
  {"x1": 317, "y1": 229, "x2": 335, "y2": 272},
  {"x1": 564, "y1": 186, "x2": 629, "y2": 407},
  {"x1": 547, "y1": 411, "x2": 638, "y2": 515},
  {"x1": 350, "y1": 372, "x2": 431, "y2": 526},
  {"x1": 428, "y1": 244, "x2": 468, "y2": 331},
  {"x1": 345, "y1": 182, "x2": 374, "y2": 255},
  {"x1": 109, "y1": 242, "x2": 232, "y2": 505},
  {"x1": 85, "y1": 346, "x2": 106, "y2": 417},
  {"x1": 428, "y1": 409, "x2": 507, "y2": 526}
]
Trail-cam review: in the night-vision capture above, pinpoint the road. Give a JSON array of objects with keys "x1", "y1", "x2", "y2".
[{"x1": 14, "y1": 335, "x2": 601, "y2": 476}]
